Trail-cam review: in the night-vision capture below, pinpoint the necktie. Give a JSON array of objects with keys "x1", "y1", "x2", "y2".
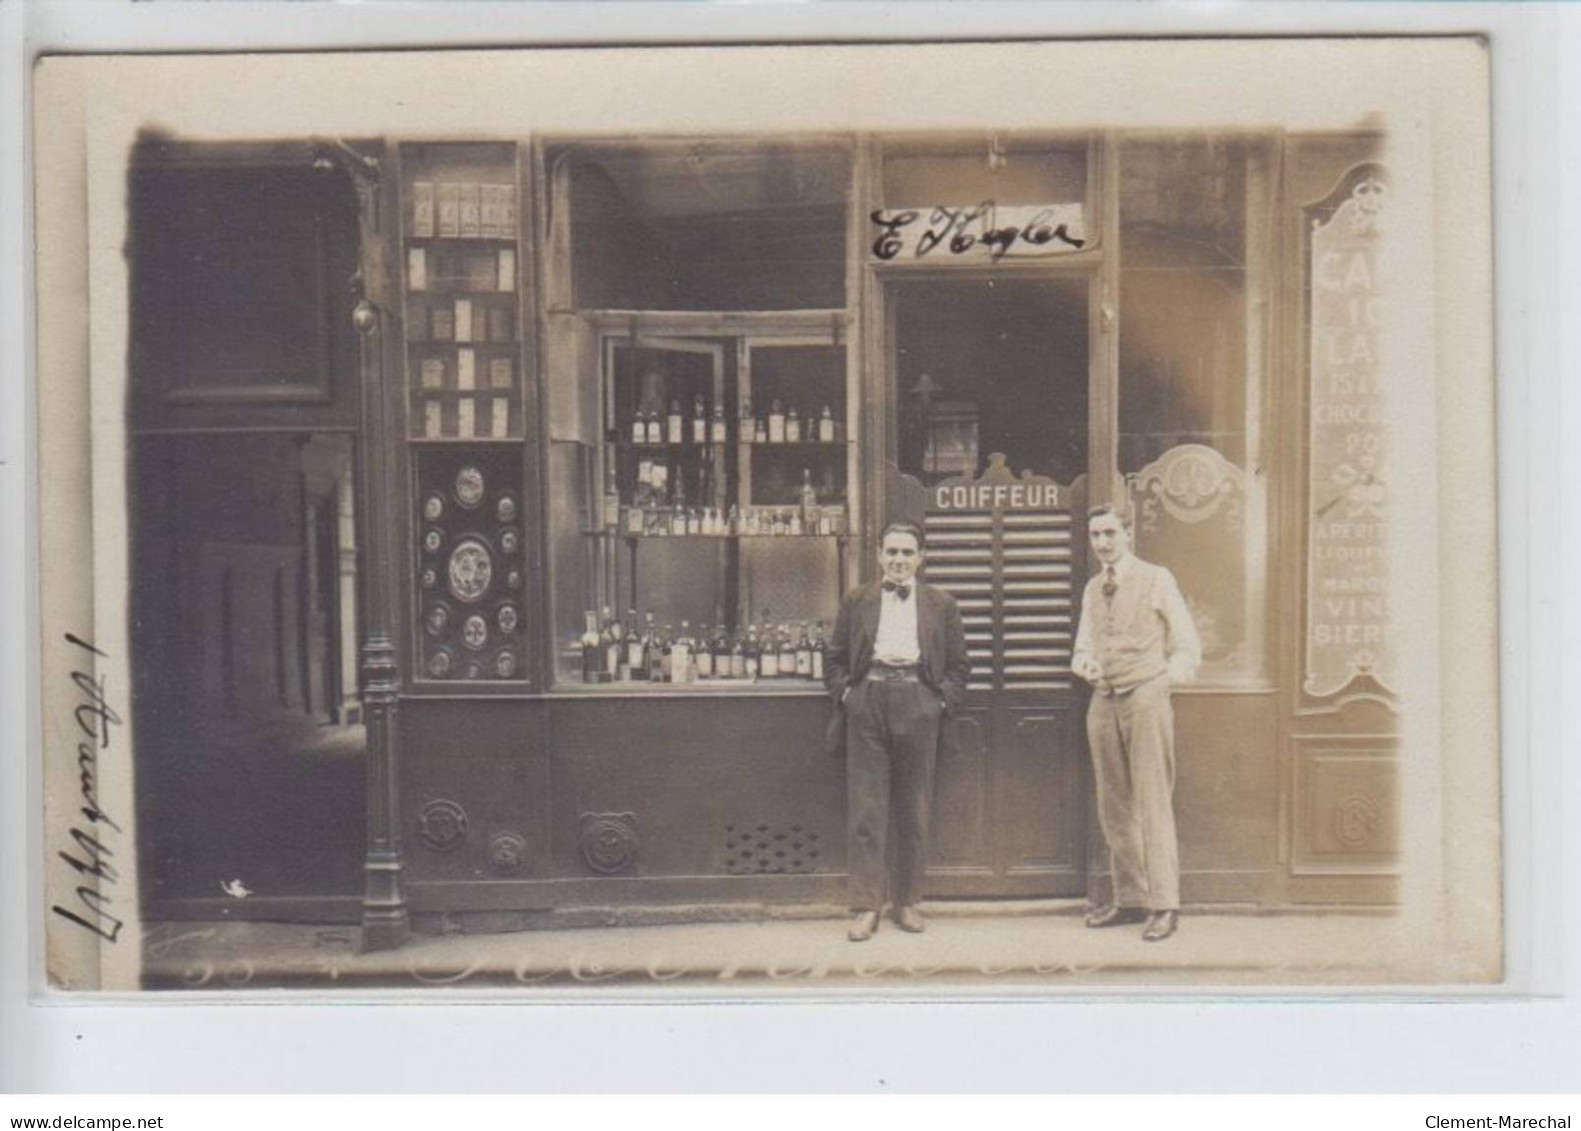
[
  {"x1": 882, "y1": 581, "x2": 912, "y2": 600},
  {"x1": 1102, "y1": 565, "x2": 1117, "y2": 601}
]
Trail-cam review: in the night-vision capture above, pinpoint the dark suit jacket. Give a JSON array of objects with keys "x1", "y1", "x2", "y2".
[{"x1": 824, "y1": 579, "x2": 972, "y2": 716}]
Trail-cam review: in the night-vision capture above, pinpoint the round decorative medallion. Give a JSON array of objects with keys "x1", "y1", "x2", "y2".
[
  {"x1": 427, "y1": 647, "x2": 454, "y2": 678},
  {"x1": 1332, "y1": 796, "x2": 1380, "y2": 848},
  {"x1": 495, "y1": 649, "x2": 517, "y2": 679},
  {"x1": 506, "y1": 569, "x2": 523, "y2": 591},
  {"x1": 418, "y1": 799, "x2": 468, "y2": 852},
  {"x1": 497, "y1": 604, "x2": 519, "y2": 634},
  {"x1": 422, "y1": 494, "x2": 445, "y2": 521},
  {"x1": 462, "y1": 614, "x2": 489, "y2": 651},
  {"x1": 488, "y1": 832, "x2": 527, "y2": 875},
  {"x1": 455, "y1": 466, "x2": 486, "y2": 509},
  {"x1": 496, "y1": 494, "x2": 518, "y2": 523},
  {"x1": 424, "y1": 603, "x2": 450, "y2": 636},
  {"x1": 446, "y1": 539, "x2": 493, "y2": 603},
  {"x1": 498, "y1": 528, "x2": 520, "y2": 555},
  {"x1": 421, "y1": 568, "x2": 438, "y2": 590},
  {"x1": 464, "y1": 662, "x2": 482, "y2": 680},
  {"x1": 579, "y1": 813, "x2": 638, "y2": 875},
  {"x1": 423, "y1": 528, "x2": 444, "y2": 554}
]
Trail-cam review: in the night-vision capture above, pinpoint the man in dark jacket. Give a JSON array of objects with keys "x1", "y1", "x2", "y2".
[{"x1": 825, "y1": 521, "x2": 971, "y2": 942}]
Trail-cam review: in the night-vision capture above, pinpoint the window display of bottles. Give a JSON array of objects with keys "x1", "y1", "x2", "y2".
[
  {"x1": 572, "y1": 607, "x2": 828, "y2": 686},
  {"x1": 616, "y1": 397, "x2": 843, "y2": 449}
]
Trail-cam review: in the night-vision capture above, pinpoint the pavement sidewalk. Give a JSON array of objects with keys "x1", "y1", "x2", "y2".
[{"x1": 138, "y1": 902, "x2": 1429, "y2": 993}]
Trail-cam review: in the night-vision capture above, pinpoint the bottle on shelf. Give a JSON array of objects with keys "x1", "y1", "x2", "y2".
[
  {"x1": 778, "y1": 624, "x2": 797, "y2": 678},
  {"x1": 624, "y1": 608, "x2": 643, "y2": 681},
  {"x1": 739, "y1": 395, "x2": 754, "y2": 445},
  {"x1": 650, "y1": 623, "x2": 669, "y2": 683},
  {"x1": 768, "y1": 399, "x2": 786, "y2": 444},
  {"x1": 754, "y1": 417, "x2": 767, "y2": 444},
  {"x1": 730, "y1": 628, "x2": 747, "y2": 680},
  {"x1": 602, "y1": 607, "x2": 622, "y2": 681},
  {"x1": 630, "y1": 409, "x2": 646, "y2": 445},
  {"x1": 795, "y1": 623, "x2": 813, "y2": 678},
  {"x1": 581, "y1": 610, "x2": 602, "y2": 684},
  {"x1": 789, "y1": 507, "x2": 804, "y2": 537},
  {"x1": 645, "y1": 408, "x2": 662, "y2": 445},
  {"x1": 695, "y1": 623, "x2": 715, "y2": 679},
  {"x1": 811, "y1": 621, "x2": 827, "y2": 681},
  {"x1": 760, "y1": 623, "x2": 780, "y2": 679},
  {"x1": 711, "y1": 403, "x2": 728, "y2": 443},
  {"x1": 667, "y1": 399, "x2": 684, "y2": 445},
  {"x1": 672, "y1": 621, "x2": 694, "y2": 685},
  {"x1": 786, "y1": 405, "x2": 802, "y2": 443},
  {"x1": 691, "y1": 396, "x2": 708, "y2": 444},
  {"x1": 819, "y1": 404, "x2": 836, "y2": 443},
  {"x1": 642, "y1": 613, "x2": 659, "y2": 682},
  {"x1": 727, "y1": 504, "x2": 741, "y2": 538},
  {"x1": 800, "y1": 468, "x2": 820, "y2": 532},
  {"x1": 744, "y1": 625, "x2": 761, "y2": 681}
]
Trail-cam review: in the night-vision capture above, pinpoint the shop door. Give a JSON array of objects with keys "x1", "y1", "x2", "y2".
[{"x1": 889, "y1": 275, "x2": 1091, "y2": 898}]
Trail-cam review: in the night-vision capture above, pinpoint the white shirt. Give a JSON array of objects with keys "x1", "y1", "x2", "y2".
[{"x1": 872, "y1": 584, "x2": 922, "y2": 665}]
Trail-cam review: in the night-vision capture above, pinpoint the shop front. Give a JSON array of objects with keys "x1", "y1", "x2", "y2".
[{"x1": 126, "y1": 129, "x2": 1397, "y2": 946}]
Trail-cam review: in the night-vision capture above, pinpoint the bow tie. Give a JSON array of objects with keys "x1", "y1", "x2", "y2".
[{"x1": 882, "y1": 581, "x2": 912, "y2": 600}]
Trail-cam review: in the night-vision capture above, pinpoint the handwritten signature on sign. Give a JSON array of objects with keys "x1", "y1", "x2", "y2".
[{"x1": 870, "y1": 203, "x2": 1087, "y2": 262}]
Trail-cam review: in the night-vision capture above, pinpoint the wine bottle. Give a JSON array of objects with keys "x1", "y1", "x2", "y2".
[
  {"x1": 667, "y1": 399, "x2": 683, "y2": 445},
  {"x1": 761, "y1": 624, "x2": 780, "y2": 679},
  {"x1": 786, "y1": 405, "x2": 802, "y2": 443},
  {"x1": 672, "y1": 621, "x2": 693, "y2": 685},
  {"x1": 711, "y1": 403, "x2": 728, "y2": 443},
  {"x1": 819, "y1": 404, "x2": 835, "y2": 443},
  {"x1": 730, "y1": 629, "x2": 747, "y2": 680},
  {"x1": 795, "y1": 622, "x2": 813, "y2": 678},
  {"x1": 696, "y1": 623, "x2": 715, "y2": 679},
  {"x1": 811, "y1": 621, "x2": 827, "y2": 681},
  {"x1": 642, "y1": 613, "x2": 658, "y2": 681},
  {"x1": 692, "y1": 396, "x2": 708, "y2": 444},
  {"x1": 624, "y1": 608, "x2": 643, "y2": 680},
  {"x1": 581, "y1": 610, "x2": 601, "y2": 683},
  {"x1": 744, "y1": 625, "x2": 761, "y2": 681},
  {"x1": 601, "y1": 606, "x2": 621, "y2": 682},
  {"x1": 778, "y1": 623, "x2": 797, "y2": 678},
  {"x1": 768, "y1": 399, "x2": 786, "y2": 444}
]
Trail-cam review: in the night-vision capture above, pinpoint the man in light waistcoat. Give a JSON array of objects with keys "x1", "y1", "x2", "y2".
[{"x1": 1072, "y1": 503, "x2": 1201, "y2": 942}]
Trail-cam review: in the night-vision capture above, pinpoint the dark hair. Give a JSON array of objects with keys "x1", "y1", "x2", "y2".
[
  {"x1": 1086, "y1": 502, "x2": 1134, "y2": 531},
  {"x1": 879, "y1": 521, "x2": 925, "y2": 550}
]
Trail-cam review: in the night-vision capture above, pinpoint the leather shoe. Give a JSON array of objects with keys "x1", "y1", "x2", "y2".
[
  {"x1": 1084, "y1": 905, "x2": 1149, "y2": 929},
  {"x1": 1142, "y1": 910, "x2": 1179, "y2": 942},
  {"x1": 893, "y1": 905, "x2": 926, "y2": 933},
  {"x1": 847, "y1": 910, "x2": 880, "y2": 943}
]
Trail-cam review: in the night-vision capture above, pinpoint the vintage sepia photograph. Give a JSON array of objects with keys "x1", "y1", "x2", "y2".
[{"x1": 31, "y1": 38, "x2": 1499, "y2": 994}]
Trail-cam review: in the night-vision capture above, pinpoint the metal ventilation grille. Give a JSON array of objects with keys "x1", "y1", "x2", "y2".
[
  {"x1": 722, "y1": 823, "x2": 823, "y2": 875},
  {"x1": 924, "y1": 508, "x2": 1076, "y2": 692}
]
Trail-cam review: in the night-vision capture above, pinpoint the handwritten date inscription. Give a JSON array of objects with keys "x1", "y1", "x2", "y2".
[{"x1": 871, "y1": 202, "x2": 1087, "y2": 262}]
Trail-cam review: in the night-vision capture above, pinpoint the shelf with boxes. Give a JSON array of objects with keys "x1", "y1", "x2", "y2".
[{"x1": 399, "y1": 142, "x2": 523, "y2": 441}]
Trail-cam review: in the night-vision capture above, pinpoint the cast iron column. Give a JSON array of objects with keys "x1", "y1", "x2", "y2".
[{"x1": 330, "y1": 140, "x2": 410, "y2": 951}]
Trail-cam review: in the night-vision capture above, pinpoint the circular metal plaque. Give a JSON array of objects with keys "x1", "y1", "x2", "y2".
[
  {"x1": 422, "y1": 494, "x2": 445, "y2": 521},
  {"x1": 495, "y1": 650, "x2": 517, "y2": 679},
  {"x1": 462, "y1": 614, "x2": 489, "y2": 651},
  {"x1": 446, "y1": 539, "x2": 493, "y2": 603},
  {"x1": 423, "y1": 528, "x2": 443, "y2": 554},
  {"x1": 455, "y1": 466, "x2": 486, "y2": 509},
  {"x1": 427, "y1": 647, "x2": 454, "y2": 678},
  {"x1": 424, "y1": 603, "x2": 450, "y2": 636},
  {"x1": 497, "y1": 604, "x2": 519, "y2": 634},
  {"x1": 499, "y1": 528, "x2": 520, "y2": 555},
  {"x1": 496, "y1": 494, "x2": 518, "y2": 523}
]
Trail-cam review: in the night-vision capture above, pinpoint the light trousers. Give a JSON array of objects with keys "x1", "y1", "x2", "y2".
[{"x1": 1086, "y1": 673, "x2": 1180, "y2": 911}]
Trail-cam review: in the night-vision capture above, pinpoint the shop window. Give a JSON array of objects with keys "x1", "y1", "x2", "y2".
[
  {"x1": 548, "y1": 333, "x2": 850, "y2": 689},
  {"x1": 1118, "y1": 134, "x2": 1272, "y2": 686},
  {"x1": 554, "y1": 140, "x2": 850, "y2": 311}
]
